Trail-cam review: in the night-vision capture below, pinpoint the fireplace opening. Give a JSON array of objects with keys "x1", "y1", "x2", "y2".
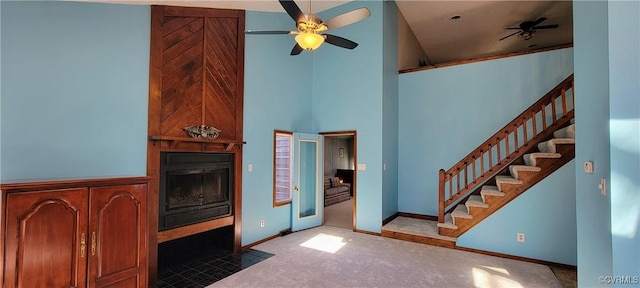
[{"x1": 159, "y1": 152, "x2": 233, "y2": 231}]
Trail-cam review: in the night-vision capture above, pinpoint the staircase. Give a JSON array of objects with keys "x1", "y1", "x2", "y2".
[
  {"x1": 437, "y1": 120, "x2": 575, "y2": 237},
  {"x1": 436, "y1": 74, "x2": 575, "y2": 238},
  {"x1": 381, "y1": 74, "x2": 575, "y2": 245}
]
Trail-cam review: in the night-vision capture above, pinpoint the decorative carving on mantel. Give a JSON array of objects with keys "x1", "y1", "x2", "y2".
[{"x1": 183, "y1": 125, "x2": 221, "y2": 139}]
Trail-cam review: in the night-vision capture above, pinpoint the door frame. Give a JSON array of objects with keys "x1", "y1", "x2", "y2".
[{"x1": 320, "y1": 130, "x2": 357, "y2": 231}]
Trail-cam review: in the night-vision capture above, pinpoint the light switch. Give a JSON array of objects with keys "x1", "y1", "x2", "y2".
[
  {"x1": 584, "y1": 161, "x2": 594, "y2": 174},
  {"x1": 598, "y1": 178, "x2": 607, "y2": 196},
  {"x1": 357, "y1": 163, "x2": 367, "y2": 171},
  {"x1": 248, "y1": 163, "x2": 253, "y2": 172}
]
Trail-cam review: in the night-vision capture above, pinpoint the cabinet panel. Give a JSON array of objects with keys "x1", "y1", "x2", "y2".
[
  {"x1": 89, "y1": 184, "x2": 147, "y2": 288},
  {"x1": 4, "y1": 188, "x2": 88, "y2": 288}
]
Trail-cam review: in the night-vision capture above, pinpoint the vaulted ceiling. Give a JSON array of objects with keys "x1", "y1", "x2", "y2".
[{"x1": 79, "y1": 0, "x2": 573, "y2": 68}]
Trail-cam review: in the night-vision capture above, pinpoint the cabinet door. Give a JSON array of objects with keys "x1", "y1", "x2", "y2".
[
  {"x1": 4, "y1": 188, "x2": 89, "y2": 288},
  {"x1": 88, "y1": 184, "x2": 147, "y2": 288}
]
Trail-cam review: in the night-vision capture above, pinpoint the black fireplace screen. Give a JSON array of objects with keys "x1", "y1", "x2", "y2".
[
  {"x1": 166, "y1": 169, "x2": 228, "y2": 210},
  {"x1": 160, "y1": 153, "x2": 233, "y2": 231}
]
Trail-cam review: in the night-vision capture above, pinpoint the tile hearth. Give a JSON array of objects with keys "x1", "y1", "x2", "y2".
[{"x1": 151, "y1": 248, "x2": 274, "y2": 288}]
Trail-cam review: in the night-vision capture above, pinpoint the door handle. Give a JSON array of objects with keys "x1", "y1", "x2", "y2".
[
  {"x1": 80, "y1": 233, "x2": 86, "y2": 258},
  {"x1": 91, "y1": 232, "x2": 96, "y2": 256}
]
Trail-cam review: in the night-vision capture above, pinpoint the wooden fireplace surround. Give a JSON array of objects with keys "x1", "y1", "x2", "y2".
[{"x1": 146, "y1": 5, "x2": 245, "y2": 283}]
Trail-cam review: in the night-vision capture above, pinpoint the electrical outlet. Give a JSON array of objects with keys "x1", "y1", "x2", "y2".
[
  {"x1": 260, "y1": 220, "x2": 265, "y2": 228},
  {"x1": 517, "y1": 233, "x2": 525, "y2": 243}
]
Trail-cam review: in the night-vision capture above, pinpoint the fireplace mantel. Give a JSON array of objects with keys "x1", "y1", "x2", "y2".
[{"x1": 149, "y1": 136, "x2": 246, "y2": 152}]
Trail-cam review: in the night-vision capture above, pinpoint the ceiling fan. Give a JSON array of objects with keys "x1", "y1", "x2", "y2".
[
  {"x1": 245, "y1": 0, "x2": 371, "y2": 55},
  {"x1": 499, "y1": 17, "x2": 559, "y2": 41}
]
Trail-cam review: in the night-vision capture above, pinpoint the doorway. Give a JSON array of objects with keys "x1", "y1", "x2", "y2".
[{"x1": 321, "y1": 131, "x2": 357, "y2": 230}]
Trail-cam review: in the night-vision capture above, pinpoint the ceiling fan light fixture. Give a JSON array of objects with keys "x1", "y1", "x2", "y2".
[
  {"x1": 295, "y1": 32, "x2": 324, "y2": 50},
  {"x1": 519, "y1": 31, "x2": 534, "y2": 40}
]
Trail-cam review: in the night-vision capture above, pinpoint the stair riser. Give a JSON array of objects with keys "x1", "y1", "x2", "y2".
[
  {"x1": 439, "y1": 227, "x2": 458, "y2": 237},
  {"x1": 468, "y1": 206, "x2": 487, "y2": 216},
  {"x1": 382, "y1": 230, "x2": 456, "y2": 249},
  {"x1": 510, "y1": 168, "x2": 541, "y2": 180}
]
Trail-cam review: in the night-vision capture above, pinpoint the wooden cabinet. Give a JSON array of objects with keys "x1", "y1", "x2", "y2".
[{"x1": 1, "y1": 177, "x2": 148, "y2": 288}]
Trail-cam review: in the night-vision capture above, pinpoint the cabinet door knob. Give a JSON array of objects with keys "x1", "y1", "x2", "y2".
[
  {"x1": 91, "y1": 232, "x2": 97, "y2": 256},
  {"x1": 80, "y1": 233, "x2": 86, "y2": 258}
]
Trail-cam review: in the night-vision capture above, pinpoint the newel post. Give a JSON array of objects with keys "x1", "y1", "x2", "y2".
[{"x1": 438, "y1": 169, "x2": 445, "y2": 223}]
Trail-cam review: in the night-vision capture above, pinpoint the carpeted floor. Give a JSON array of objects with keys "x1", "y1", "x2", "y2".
[
  {"x1": 209, "y1": 225, "x2": 562, "y2": 288},
  {"x1": 550, "y1": 266, "x2": 578, "y2": 288},
  {"x1": 323, "y1": 198, "x2": 353, "y2": 230}
]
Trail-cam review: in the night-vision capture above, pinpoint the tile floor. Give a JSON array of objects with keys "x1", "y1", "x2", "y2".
[{"x1": 151, "y1": 248, "x2": 274, "y2": 288}]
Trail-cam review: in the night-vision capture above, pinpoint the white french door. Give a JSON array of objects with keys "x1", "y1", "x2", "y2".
[{"x1": 291, "y1": 133, "x2": 323, "y2": 231}]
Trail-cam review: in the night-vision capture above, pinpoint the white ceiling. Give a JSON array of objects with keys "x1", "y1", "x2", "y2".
[
  {"x1": 396, "y1": 1, "x2": 573, "y2": 65},
  {"x1": 78, "y1": 0, "x2": 573, "y2": 66}
]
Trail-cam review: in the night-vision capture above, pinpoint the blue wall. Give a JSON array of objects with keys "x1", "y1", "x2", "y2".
[
  {"x1": 0, "y1": 1, "x2": 149, "y2": 181},
  {"x1": 574, "y1": 1, "x2": 640, "y2": 285},
  {"x1": 381, "y1": 1, "x2": 399, "y2": 221},
  {"x1": 312, "y1": 1, "x2": 386, "y2": 232},
  {"x1": 398, "y1": 48, "x2": 574, "y2": 216},
  {"x1": 608, "y1": 1, "x2": 640, "y2": 284},
  {"x1": 573, "y1": 1, "x2": 614, "y2": 286},
  {"x1": 241, "y1": 11, "x2": 313, "y2": 245},
  {"x1": 457, "y1": 161, "x2": 577, "y2": 265}
]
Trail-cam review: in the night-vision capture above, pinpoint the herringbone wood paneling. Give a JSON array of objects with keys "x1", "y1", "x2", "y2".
[
  {"x1": 204, "y1": 17, "x2": 238, "y2": 139},
  {"x1": 159, "y1": 16, "x2": 241, "y2": 140},
  {"x1": 160, "y1": 17, "x2": 204, "y2": 137}
]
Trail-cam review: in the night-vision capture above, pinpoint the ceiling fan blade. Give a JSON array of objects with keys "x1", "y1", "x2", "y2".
[
  {"x1": 531, "y1": 17, "x2": 548, "y2": 26},
  {"x1": 324, "y1": 34, "x2": 358, "y2": 49},
  {"x1": 499, "y1": 30, "x2": 522, "y2": 41},
  {"x1": 532, "y1": 24, "x2": 559, "y2": 30},
  {"x1": 279, "y1": 0, "x2": 304, "y2": 22},
  {"x1": 324, "y1": 7, "x2": 371, "y2": 30},
  {"x1": 290, "y1": 43, "x2": 303, "y2": 56},
  {"x1": 245, "y1": 30, "x2": 294, "y2": 35}
]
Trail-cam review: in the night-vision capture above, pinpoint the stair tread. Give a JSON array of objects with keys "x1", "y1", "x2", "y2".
[
  {"x1": 452, "y1": 204, "x2": 473, "y2": 219},
  {"x1": 524, "y1": 152, "x2": 562, "y2": 166},
  {"x1": 495, "y1": 175, "x2": 523, "y2": 184},
  {"x1": 554, "y1": 124, "x2": 575, "y2": 139},
  {"x1": 509, "y1": 165, "x2": 542, "y2": 171},
  {"x1": 551, "y1": 138, "x2": 576, "y2": 144},
  {"x1": 437, "y1": 213, "x2": 458, "y2": 229},
  {"x1": 527, "y1": 152, "x2": 563, "y2": 158},
  {"x1": 509, "y1": 165, "x2": 542, "y2": 180},
  {"x1": 466, "y1": 195, "x2": 489, "y2": 208},
  {"x1": 480, "y1": 185, "x2": 504, "y2": 196},
  {"x1": 538, "y1": 138, "x2": 576, "y2": 153},
  {"x1": 495, "y1": 175, "x2": 523, "y2": 191}
]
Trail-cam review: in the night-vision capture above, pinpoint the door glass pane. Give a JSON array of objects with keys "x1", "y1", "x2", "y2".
[{"x1": 299, "y1": 140, "x2": 317, "y2": 218}]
